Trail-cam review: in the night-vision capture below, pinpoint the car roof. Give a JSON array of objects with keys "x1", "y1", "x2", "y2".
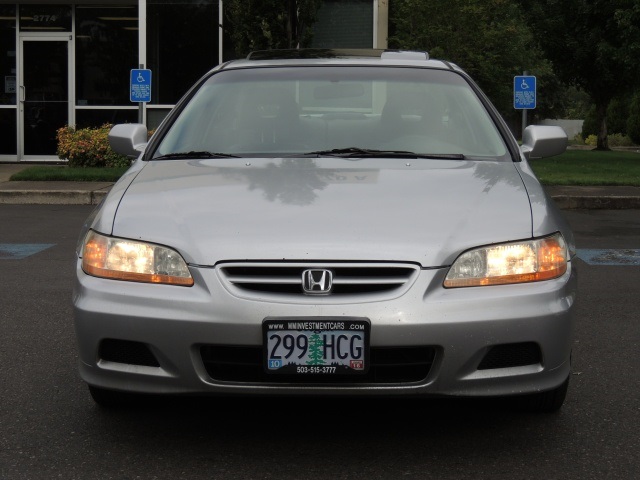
[{"x1": 217, "y1": 48, "x2": 465, "y2": 73}]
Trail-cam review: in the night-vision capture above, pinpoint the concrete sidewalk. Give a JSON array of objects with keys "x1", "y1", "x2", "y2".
[
  {"x1": 1, "y1": 163, "x2": 640, "y2": 208},
  {"x1": 543, "y1": 185, "x2": 640, "y2": 209},
  {"x1": 0, "y1": 163, "x2": 113, "y2": 205},
  {"x1": 0, "y1": 180, "x2": 113, "y2": 205}
]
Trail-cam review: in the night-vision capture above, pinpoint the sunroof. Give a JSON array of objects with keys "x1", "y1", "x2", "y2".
[{"x1": 246, "y1": 48, "x2": 387, "y2": 60}]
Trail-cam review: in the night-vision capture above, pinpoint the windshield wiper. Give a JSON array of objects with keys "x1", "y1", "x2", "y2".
[
  {"x1": 303, "y1": 147, "x2": 465, "y2": 160},
  {"x1": 154, "y1": 151, "x2": 241, "y2": 160}
]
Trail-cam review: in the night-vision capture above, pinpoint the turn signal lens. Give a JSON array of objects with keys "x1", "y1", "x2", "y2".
[
  {"x1": 444, "y1": 233, "x2": 568, "y2": 288},
  {"x1": 81, "y1": 230, "x2": 193, "y2": 286}
]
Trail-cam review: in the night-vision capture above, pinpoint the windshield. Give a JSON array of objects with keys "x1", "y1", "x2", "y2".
[{"x1": 153, "y1": 66, "x2": 509, "y2": 160}]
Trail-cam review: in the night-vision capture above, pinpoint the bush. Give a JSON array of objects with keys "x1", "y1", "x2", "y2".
[
  {"x1": 581, "y1": 105, "x2": 599, "y2": 138},
  {"x1": 570, "y1": 134, "x2": 585, "y2": 145},
  {"x1": 56, "y1": 124, "x2": 132, "y2": 168},
  {"x1": 607, "y1": 97, "x2": 628, "y2": 135},
  {"x1": 585, "y1": 134, "x2": 597, "y2": 146},
  {"x1": 583, "y1": 133, "x2": 634, "y2": 147},
  {"x1": 582, "y1": 95, "x2": 639, "y2": 141},
  {"x1": 607, "y1": 133, "x2": 634, "y2": 147},
  {"x1": 628, "y1": 93, "x2": 640, "y2": 145}
]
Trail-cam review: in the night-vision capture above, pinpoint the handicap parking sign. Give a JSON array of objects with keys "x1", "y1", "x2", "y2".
[
  {"x1": 514, "y1": 75, "x2": 536, "y2": 109},
  {"x1": 130, "y1": 69, "x2": 152, "y2": 103}
]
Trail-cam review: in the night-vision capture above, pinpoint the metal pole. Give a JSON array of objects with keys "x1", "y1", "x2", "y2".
[
  {"x1": 138, "y1": 0, "x2": 147, "y2": 125},
  {"x1": 138, "y1": 64, "x2": 144, "y2": 124},
  {"x1": 219, "y1": 1, "x2": 223, "y2": 64},
  {"x1": 521, "y1": 70, "x2": 528, "y2": 139}
]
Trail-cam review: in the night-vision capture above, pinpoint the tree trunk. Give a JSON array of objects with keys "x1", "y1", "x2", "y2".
[
  {"x1": 287, "y1": 0, "x2": 297, "y2": 49},
  {"x1": 595, "y1": 101, "x2": 610, "y2": 150}
]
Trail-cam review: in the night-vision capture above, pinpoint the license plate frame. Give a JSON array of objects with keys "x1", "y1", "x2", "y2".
[{"x1": 263, "y1": 318, "x2": 370, "y2": 375}]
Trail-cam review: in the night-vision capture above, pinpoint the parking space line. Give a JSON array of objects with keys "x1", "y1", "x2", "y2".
[
  {"x1": 577, "y1": 249, "x2": 640, "y2": 266},
  {"x1": 0, "y1": 244, "x2": 56, "y2": 260}
]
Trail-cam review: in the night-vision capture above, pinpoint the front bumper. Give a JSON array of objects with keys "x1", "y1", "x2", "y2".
[{"x1": 73, "y1": 260, "x2": 576, "y2": 398}]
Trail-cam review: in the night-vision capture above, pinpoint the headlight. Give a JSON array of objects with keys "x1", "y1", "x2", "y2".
[
  {"x1": 444, "y1": 233, "x2": 568, "y2": 288},
  {"x1": 81, "y1": 230, "x2": 194, "y2": 286}
]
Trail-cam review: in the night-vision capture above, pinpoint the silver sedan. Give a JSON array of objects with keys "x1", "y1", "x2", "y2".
[{"x1": 73, "y1": 49, "x2": 576, "y2": 412}]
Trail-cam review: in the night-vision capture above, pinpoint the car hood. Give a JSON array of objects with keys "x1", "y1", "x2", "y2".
[{"x1": 110, "y1": 158, "x2": 532, "y2": 267}]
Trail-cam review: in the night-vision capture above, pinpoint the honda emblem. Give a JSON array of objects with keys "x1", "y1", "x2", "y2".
[{"x1": 302, "y1": 269, "x2": 333, "y2": 295}]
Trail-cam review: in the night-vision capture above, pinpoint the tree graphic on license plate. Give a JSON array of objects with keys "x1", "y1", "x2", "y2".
[{"x1": 307, "y1": 333, "x2": 325, "y2": 365}]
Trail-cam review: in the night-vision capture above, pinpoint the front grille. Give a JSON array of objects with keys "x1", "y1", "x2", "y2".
[
  {"x1": 99, "y1": 339, "x2": 160, "y2": 367},
  {"x1": 477, "y1": 342, "x2": 541, "y2": 370},
  {"x1": 200, "y1": 345, "x2": 436, "y2": 384},
  {"x1": 218, "y1": 262, "x2": 420, "y2": 299}
]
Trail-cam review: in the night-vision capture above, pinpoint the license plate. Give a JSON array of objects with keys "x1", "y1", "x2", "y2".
[{"x1": 263, "y1": 318, "x2": 370, "y2": 375}]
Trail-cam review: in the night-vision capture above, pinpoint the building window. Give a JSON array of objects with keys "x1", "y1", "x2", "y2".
[
  {"x1": 146, "y1": 107, "x2": 172, "y2": 131},
  {"x1": 75, "y1": 109, "x2": 138, "y2": 129},
  {"x1": 311, "y1": 0, "x2": 374, "y2": 48},
  {"x1": 147, "y1": 0, "x2": 219, "y2": 105},
  {"x1": 0, "y1": 109, "x2": 16, "y2": 155},
  {"x1": 0, "y1": 5, "x2": 16, "y2": 155},
  {"x1": 76, "y1": 5, "x2": 139, "y2": 106},
  {"x1": 19, "y1": 4, "x2": 72, "y2": 32},
  {"x1": 1, "y1": 5, "x2": 16, "y2": 107}
]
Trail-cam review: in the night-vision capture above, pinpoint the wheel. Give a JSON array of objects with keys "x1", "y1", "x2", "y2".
[{"x1": 513, "y1": 375, "x2": 570, "y2": 413}]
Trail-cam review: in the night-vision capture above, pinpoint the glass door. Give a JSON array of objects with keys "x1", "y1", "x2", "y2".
[{"x1": 19, "y1": 38, "x2": 71, "y2": 158}]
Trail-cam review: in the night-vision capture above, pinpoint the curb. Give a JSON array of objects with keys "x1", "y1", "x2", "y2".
[
  {"x1": 0, "y1": 189, "x2": 638, "y2": 209},
  {"x1": 551, "y1": 195, "x2": 640, "y2": 210},
  {"x1": 0, "y1": 190, "x2": 108, "y2": 205},
  {"x1": 1, "y1": 179, "x2": 639, "y2": 208}
]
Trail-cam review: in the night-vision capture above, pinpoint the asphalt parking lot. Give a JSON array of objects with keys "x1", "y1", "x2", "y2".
[{"x1": 0, "y1": 205, "x2": 638, "y2": 480}]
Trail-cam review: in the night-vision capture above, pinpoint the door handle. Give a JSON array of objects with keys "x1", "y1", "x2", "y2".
[{"x1": 19, "y1": 86, "x2": 25, "y2": 102}]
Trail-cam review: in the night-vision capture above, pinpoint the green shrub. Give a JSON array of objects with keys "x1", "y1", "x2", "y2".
[
  {"x1": 607, "y1": 97, "x2": 628, "y2": 135},
  {"x1": 581, "y1": 105, "x2": 599, "y2": 138},
  {"x1": 607, "y1": 133, "x2": 634, "y2": 147},
  {"x1": 582, "y1": 95, "x2": 640, "y2": 142},
  {"x1": 628, "y1": 117, "x2": 640, "y2": 145},
  {"x1": 628, "y1": 93, "x2": 640, "y2": 145},
  {"x1": 570, "y1": 134, "x2": 585, "y2": 145},
  {"x1": 585, "y1": 134, "x2": 597, "y2": 146},
  {"x1": 579, "y1": 133, "x2": 635, "y2": 147},
  {"x1": 56, "y1": 124, "x2": 132, "y2": 168}
]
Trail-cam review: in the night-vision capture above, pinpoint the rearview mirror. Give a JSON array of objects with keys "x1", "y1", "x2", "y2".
[
  {"x1": 520, "y1": 125, "x2": 567, "y2": 160},
  {"x1": 108, "y1": 123, "x2": 148, "y2": 158},
  {"x1": 314, "y1": 83, "x2": 365, "y2": 100}
]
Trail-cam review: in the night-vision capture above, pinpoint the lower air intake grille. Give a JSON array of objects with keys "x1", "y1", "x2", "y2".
[
  {"x1": 200, "y1": 345, "x2": 436, "y2": 384},
  {"x1": 477, "y1": 342, "x2": 541, "y2": 370},
  {"x1": 99, "y1": 339, "x2": 160, "y2": 367}
]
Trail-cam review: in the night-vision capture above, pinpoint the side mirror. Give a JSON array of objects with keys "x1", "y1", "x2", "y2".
[
  {"x1": 108, "y1": 123, "x2": 148, "y2": 158},
  {"x1": 520, "y1": 125, "x2": 567, "y2": 160}
]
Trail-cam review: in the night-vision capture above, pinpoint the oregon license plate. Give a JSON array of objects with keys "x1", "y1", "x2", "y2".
[{"x1": 263, "y1": 318, "x2": 370, "y2": 375}]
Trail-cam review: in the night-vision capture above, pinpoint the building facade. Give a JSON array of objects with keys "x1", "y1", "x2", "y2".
[{"x1": 0, "y1": 0, "x2": 388, "y2": 162}]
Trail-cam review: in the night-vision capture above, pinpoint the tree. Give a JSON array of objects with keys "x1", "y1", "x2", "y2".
[
  {"x1": 225, "y1": 0, "x2": 323, "y2": 58},
  {"x1": 388, "y1": 0, "x2": 557, "y2": 130},
  {"x1": 518, "y1": 0, "x2": 640, "y2": 150}
]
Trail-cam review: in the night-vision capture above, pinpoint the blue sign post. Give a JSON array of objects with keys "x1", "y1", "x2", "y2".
[
  {"x1": 514, "y1": 74, "x2": 536, "y2": 141},
  {"x1": 514, "y1": 75, "x2": 536, "y2": 110},
  {"x1": 130, "y1": 69, "x2": 152, "y2": 103}
]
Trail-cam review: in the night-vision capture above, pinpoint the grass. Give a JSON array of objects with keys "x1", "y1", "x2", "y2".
[
  {"x1": 529, "y1": 149, "x2": 640, "y2": 186},
  {"x1": 10, "y1": 166, "x2": 129, "y2": 182},
  {"x1": 8, "y1": 149, "x2": 640, "y2": 186}
]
